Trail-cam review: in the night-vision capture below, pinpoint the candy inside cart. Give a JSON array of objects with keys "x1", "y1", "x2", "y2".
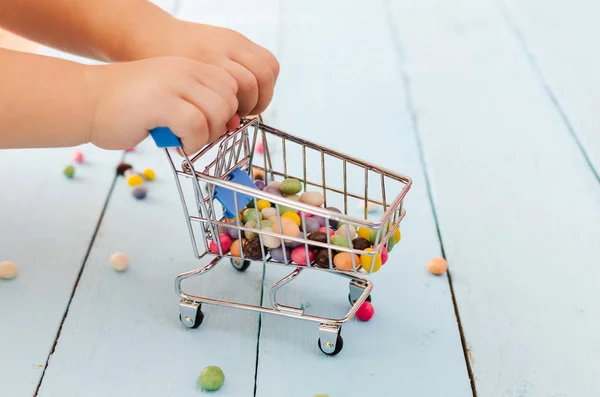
[{"x1": 150, "y1": 116, "x2": 412, "y2": 356}]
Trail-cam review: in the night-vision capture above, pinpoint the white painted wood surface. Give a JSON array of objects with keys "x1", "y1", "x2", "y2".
[
  {"x1": 388, "y1": 0, "x2": 600, "y2": 395},
  {"x1": 253, "y1": 1, "x2": 472, "y2": 396},
  {"x1": 499, "y1": 0, "x2": 600, "y2": 178},
  {"x1": 0, "y1": 144, "x2": 121, "y2": 397}
]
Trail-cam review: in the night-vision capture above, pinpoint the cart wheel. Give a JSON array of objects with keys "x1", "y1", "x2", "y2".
[
  {"x1": 231, "y1": 258, "x2": 251, "y2": 272},
  {"x1": 318, "y1": 333, "x2": 344, "y2": 356},
  {"x1": 348, "y1": 293, "x2": 371, "y2": 305},
  {"x1": 179, "y1": 308, "x2": 204, "y2": 329}
]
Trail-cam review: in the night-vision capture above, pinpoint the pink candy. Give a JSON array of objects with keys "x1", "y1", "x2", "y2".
[
  {"x1": 72, "y1": 150, "x2": 84, "y2": 164},
  {"x1": 355, "y1": 301, "x2": 375, "y2": 321},
  {"x1": 255, "y1": 141, "x2": 264, "y2": 154},
  {"x1": 291, "y1": 246, "x2": 314, "y2": 265},
  {"x1": 209, "y1": 234, "x2": 232, "y2": 254},
  {"x1": 381, "y1": 246, "x2": 388, "y2": 265},
  {"x1": 298, "y1": 211, "x2": 313, "y2": 218},
  {"x1": 319, "y1": 226, "x2": 335, "y2": 236}
]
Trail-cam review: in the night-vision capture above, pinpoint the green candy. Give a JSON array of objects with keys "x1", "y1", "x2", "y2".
[
  {"x1": 279, "y1": 178, "x2": 302, "y2": 195},
  {"x1": 368, "y1": 229, "x2": 379, "y2": 245},
  {"x1": 277, "y1": 205, "x2": 298, "y2": 215},
  {"x1": 242, "y1": 208, "x2": 263, "y2": 224},
  {"x1": 63, "y1": 165, "x2": 75, "y2": 179},
  {"x1": 331, "y1": 235, "x2": 351, "y2": 249},
  {"x1": 260, "y1": 220, "x2": 274, "y2": 229},
  {"x1": 387, "y1": 235, "x2": 396, "y2": 252},
  {"x1": 198, "y1": 365, "x2": 225, "y2": 391},
  {"x1": 244, "y1": 221, "x2": 258, "y2": 239}
]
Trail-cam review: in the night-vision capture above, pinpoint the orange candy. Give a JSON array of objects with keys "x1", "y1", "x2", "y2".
[
  {"x1": 427, "y1": 257, "x2": 448, "y2": 275},
  {"x1": 333, "y1": 253, "x2": 360, "y2": 271},
  {"x1": 230, "y1": 238, "x2": 247, "y2": 257}
]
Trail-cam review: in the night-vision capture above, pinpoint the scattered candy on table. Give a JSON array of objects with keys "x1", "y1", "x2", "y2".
[
  {"x1": 427, "y1": 257, "x2": 448, "y2": 275},
  {"x1": 0, "y1": 261, "x2": 18, "y2": 279},
  {"x1": 127, "y1": 174, "x2": 144, "y2": 187},
  {"x1": 255, "y1": 140, "x2": 264, "y2": 154},
  {"x1": 142, "y1": 168, "x2": 156, "y2": 181},
  {"x1": 198, "y1": 365, "x2": 225, "y2": 391},
  {"x1": 116, "y1": 162, "x2": 133, "y2": 176},
  {"x1": 110, "y1": 253, "x2": 129, "y2": 272},
  {"x1": 355, "y1": 301, "x2": 375, "y2": 321},
  {"x1": 72, "y1": 150, "x2": 84, "y2": 164},
  {"x1": 132, "y1": 186, "x2": 148, "y2": 200},
  {"x1": 63, "y1": 165, "x2": 75, "y2": 179}
]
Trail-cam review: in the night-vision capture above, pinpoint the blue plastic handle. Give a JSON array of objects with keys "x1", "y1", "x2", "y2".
[{"x1": 149, "y1": 127, "x2": 182, "y2": 148}]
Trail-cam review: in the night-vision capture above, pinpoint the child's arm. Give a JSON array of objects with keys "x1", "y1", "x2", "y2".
[
  {"x1": 0, "y1": 48, "x2": 238, "y2": 152},
  {"x1": 0, "y1": 0, "x2": 279, "y2": 117}
]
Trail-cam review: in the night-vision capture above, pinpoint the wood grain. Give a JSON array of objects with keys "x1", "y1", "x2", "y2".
[
  {"x1": 387, "y1": 0, "x2": 600, "y2": 395},
  {"x1": 252, "y1": 1, "x2": 472, "y2": 396}
]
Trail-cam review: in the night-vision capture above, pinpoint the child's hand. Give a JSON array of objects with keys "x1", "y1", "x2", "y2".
[
  {"x1": 87, "y1": 56, "x2": 238, "y2": 154},
  {"x1": 128, "y1": 21, "x2": 279, "y2": 118}
]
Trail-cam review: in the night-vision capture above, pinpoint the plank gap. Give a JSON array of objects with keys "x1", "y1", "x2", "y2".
[
  {"x1": 494, "y1": 0, "x2": 600, "y2": 185},
  {"x1": 32, "y1": 153, "x2": 125, "y2": 397},
  {"x1": 381, "y1": 1, "x2": 479, "y2": 395}
]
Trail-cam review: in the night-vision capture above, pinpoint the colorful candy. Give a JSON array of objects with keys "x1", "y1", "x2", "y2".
[
  {"x1": 255, "y1": 140, "x2": 264, "y2": 154},
  {"x1": 427, "y1": 257, "x2": 448, "y2": 275},
  {"x1": 352, "y1": 237, "x2": 371, "y2": 251},
  {"x1": 355, "y1": 301, "x2": 375, "y2": 321},
  {"x1": 333, "y1": 252, "x2": 360, "y2": 271},
  {"x1": 116, "y1": 162, "x2": 133, "y2": 176},
  {"x1": 336, "y1": 224, "x2": 356, "y2": 239},
  {"x1": 209, "y1": 234, "x2": 232, "y2": 254},
  {"x1": 63, "y1": 165, "x2": 75, "y2": 179},
  {"x1": 244, "y1": 221, "x2": 258, "y2": 239},
  {"x1": 132, "y1": 186, "x2": 147, "y2": 200},
  {"x1": 0, "y1": 261, "x2": 18, "y2": 279},
  {"x1": 281, "y1": 212, "x2": 301, "y2": 227},
  {"x1": 260, "y1": 227, "x2": 282, "y2": 249},
  {"x1": 357, "y1": 227, "x2": 372, "y2": 241},
  {"x1": 110, "y1": 252, "x2": 129, "y2": 272},
  {"x1": 313, "y1": 249, "x2": 331, "y2": 268},
  {"x1": 360, "y1": 248, "x2": 382, "y2": 273},
  {"x1": 331, "y1": 235, "x2": 351, "y2": 249},
  {"x1": 254, "y1": 179, "x2": 266, "y2": 190},
  {"x1": 381, "y1": 246, "x2": 389, "y2": 265},
  {"x1": 72, "y1": 150, "x2": 84, "y2": 164},
  {"x1": 291, "y1": 246, "x2": 314, "y2": 265},
  {"x1": 284, "y1": 231, "x2": 304, "y2": 249},
  {"x1": 279, "y1": 178, "x2": 302, "y2": 195},
  {"x1": 319, "y1": 226, "x2": 335, "y2": 237},
  {"x1": 198, "y1": 366, "x2": 225, "y2": 391},
  {"x1": 257, "y1": 199, "x2": 271, "y2": 211},
  {"x1": 253, "y1": 167, "x2": 265, "y2": 181},
  {"x1": 270, "y1": 246, "x2": 291, "y2": 263},
  {"x1": 300, "y1": 191, "x2": 325, "y2": 207},
  {"x1": 273, "y1": 217, "x2": 300, "y2": 242},
  {"x1": 229, "y1": 238, "x2": 246, "y2": 257},
  {"x1": 261, "y1": 207, "x2": 277, "y2": 219},
  {"x1": 242, "y1": 208, "x2": 262, "y2": 224},
  {"x1": 127, "y1": 174, "x2": 143, "y2": 187},
  {"x1": 394, "y1": 227, "x2": 401, "y2": 243},
  {"x1": 307, "y1": 232, "x2": 329, "y2": 244},
  {"x1": 263, "y1": 186, "x2": 283, "y2": 196},
  {"x1": 301, "y1": 217, "x2": 320, "y2": 234},
  {"x1": 325, "y1": 207, "x2": 342, "y2": 228},
  {"x1": 285, "y1": 194, "x2": 301, "y2": 202},
  {"x1": 244, "y1": 238, "x2": 264, "y2": 260},
  {"x1": 386, "y1": 235, "x2": 396, "y2": 252},
  {"x1": 142, "y1": 168, "x2": 156, "y2": 181}
]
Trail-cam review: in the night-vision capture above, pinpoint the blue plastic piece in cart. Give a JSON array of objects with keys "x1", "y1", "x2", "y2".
[
  {"x1": 214, "y1": 168, "x2": 258, "y2": 219},
  {"x1": 149, "y1": 127, "x2": 182, "y2": 148}
]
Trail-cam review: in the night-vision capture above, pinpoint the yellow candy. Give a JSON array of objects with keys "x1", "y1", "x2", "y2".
[
  {"x1": 281, "y1": 212, "x2": 301, "y2": 227},
  {"x1": 394, "y1": 227, "x2": 401, "y2": 243},
  {"x1": 142, "y1": 168, "x2": 156, "y2": 181},
  {"x1": 257, "y1": 199, "x2": 271, "y2": 211},
  {"x1": 360, "y1": 248, "x2": 381, "y2": 273},
  {"x1": 357, "y1": 227, "x2": 372, "y2": 240},
  {"x1": 127, "y1": 174, "x2": 144, "y2": 187}
]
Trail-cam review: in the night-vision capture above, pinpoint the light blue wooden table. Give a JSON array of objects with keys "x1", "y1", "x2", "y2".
[{"x1": 1, "y1": 1, "x2": 599, "y2": 396}]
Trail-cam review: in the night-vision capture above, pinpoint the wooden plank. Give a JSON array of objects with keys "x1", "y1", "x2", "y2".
[
  {"x1": 387, "y1": 0, "x2": 600, "y2": 395},
  {"x1": 498, "y1": 0, "x2": 600, "y2": 178},
  {"x1": 35, "y1": 2, "x2": 277, "y2": 396},
  {"x1": 253, "y1": 1, "x2": 472, "y2": 396},
  {"x1": 0, "y1": 144, "x2": 122, "y2": 397}
]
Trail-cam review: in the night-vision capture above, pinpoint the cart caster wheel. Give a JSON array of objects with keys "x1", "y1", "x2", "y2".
[
  {"x1": 318, "y1": 333, "x2": 344, "y2": 356},
  {"x1": 348, "y1": 293, "x2": 371, "y2": 305},
  {"x1": 179, "y1": 300, "x2": 204, "y2": 329},
  {"x1": 231, "y1": 259, "x2": 251, "y2": 272}
]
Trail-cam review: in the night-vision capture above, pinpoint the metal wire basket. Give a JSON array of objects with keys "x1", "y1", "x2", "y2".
[{"x1": 150, "y1": 116, "x2": 412, "y2": 355}]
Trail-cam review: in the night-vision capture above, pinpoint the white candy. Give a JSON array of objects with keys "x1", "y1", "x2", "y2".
[
  {"x1": 262, "y1": 207, "x2": 277, "y2": 219},
  {"x1": 359, "y1": 201, "x2": 380, "y2": 213},
  {"x1": 260, "y1": 227, "x2": 282, "y2": 249},
  {"x1": 267, "y1": 181, "x2": 281, "y2": 189},
  {"x1": 110, "y1": 253, "x2": 129, "y2": 272},
  {"x1": 300, "y1": 191, "x2": 325, "y2": 207},
  {"x1": 285, "y1": 194, "x2": 301, "y2": 202},
  {"x1": 0, "y1": 261, "x2": 18, "y2": 279},
  {"x1": 336, "y1": 224, "x2": 357, "y2": 239}
]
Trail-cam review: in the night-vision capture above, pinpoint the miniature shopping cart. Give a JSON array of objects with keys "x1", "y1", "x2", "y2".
[{"x1": 150, "y1": 116, "x2": 411, "y2": 356}]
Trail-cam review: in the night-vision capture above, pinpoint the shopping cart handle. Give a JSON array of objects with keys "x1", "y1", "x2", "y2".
[{"x1": 149, "y1": 127, "x2": 182, "y2": 148}]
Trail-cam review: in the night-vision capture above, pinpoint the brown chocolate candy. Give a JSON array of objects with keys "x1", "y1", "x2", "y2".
[
  {"x1": 352, "y1": 237, "x2": 371, "y2": 251},
  {"x1": 313, "y1": 249, "x2": 332, "y2": 269},
  {"x1": 307, "y1": 232, "x2": 329, "y2": 244},
  {"x1": 244, "y1": 238, "x2": 264, "y2": 260},
  {"x1": 116, "y1": 162, "x2": 133, "y2": 176}
]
